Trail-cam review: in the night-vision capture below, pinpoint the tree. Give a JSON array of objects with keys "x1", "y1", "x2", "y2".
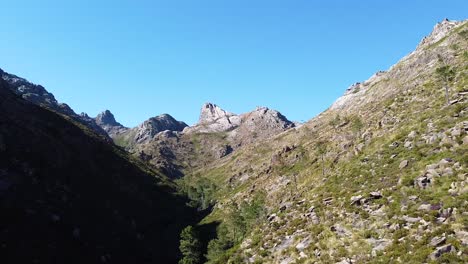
[
  {"x1": 179, "y1": 226, "x2": 201, "y2": 264},
  {"x1": 435, "y1": 56, "x2": 456, "y2": 106},
  {"x1": 316, "y1": 141, "x2": 328, "y2": 176},
  {"x1": 351, "y1": 116, "x2": 364, "y2": 138}
]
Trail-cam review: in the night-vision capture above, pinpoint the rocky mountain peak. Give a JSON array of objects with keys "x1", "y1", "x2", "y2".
[
  {"x1": 182, "y1": 103, "x2": 241, "y2": 133},
  {"x1": 418, "y1": 19, "x2": 465, "y2": 48},
  {"x1": 199, "y1": 102, "x2": 237, "y2": 124},
  {"x1": 134, "y1": 114, "x2": 188, "y2": 143},
  {"x1": 94, "y1": 110, "x2": 128, "y2": 137},
  {"x1": 240, "y1": 106, "x2": 295, "y2": 133},
  {"x1": 96, "y1": 110, "x2": 122, "y2": 127}
]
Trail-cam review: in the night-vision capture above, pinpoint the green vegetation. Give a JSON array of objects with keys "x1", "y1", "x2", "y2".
[
  {"x1": 178, "y1": 175, "x2": 218, "y2": 210},
  {"x1": 435, "y1": 56, "x2": 456, "y2": 105},
  {"x1": 179, "y1": 226, "x2": 202, "y2": 264},
  {"x1": 205, "y1": 192, "x2": 266, "y2": 263}
]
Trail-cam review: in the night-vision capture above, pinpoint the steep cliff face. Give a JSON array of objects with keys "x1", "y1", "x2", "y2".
[{"x1": 0, "y1": 79, "x2": 199, "y2": 264}]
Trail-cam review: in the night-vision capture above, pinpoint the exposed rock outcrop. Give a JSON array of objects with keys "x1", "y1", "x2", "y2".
[
  {"x1": 184, "y1": 103, "x2": 294, "y2": 142},
  {"x1": 134, "y1": 114, "x2": 188, "y2": 143},
  {"x1": 330, "y1": 19, "x2": 467, "y2": 112},
  {"x1": 235, "y1": 107, "x2": 295, "y2": 144},
  {"x1": 95, "y1": 110, "x2": 128, "y2": 137},
  {"x1": 112, "y1": 114, "x2": 188, "y2": 148},
  {"x1": 184, "y1": 103, "x2": 241, "y2": 133}
]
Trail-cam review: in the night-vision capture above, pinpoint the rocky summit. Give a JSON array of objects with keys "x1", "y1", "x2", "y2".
[
  {"x1": 184, "y1": 103, "x2": 241, "y2": 133},
  {"x1": 135, "y1": 114, "x2": 188, "y2": 143},
  {"x1": 111, "y1": 113, "x2": 188, "y2": 149},
  {"x1": 95, "y1": 110, "x2": 128, "y2": 137},
  {"x1": 1, "y1": 18, "x2": 467, "y2": 264}
]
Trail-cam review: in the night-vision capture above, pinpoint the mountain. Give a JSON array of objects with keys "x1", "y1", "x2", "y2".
[
  {"x1": 2, "y1": 18, "x2": 467, "y2": 264},
  {"x1": 0, "y1": 69, "x2": 111, "y2": 141},
  {"x1": 175, "y1": 19, "x2": 468, "y2": 263},
  {"x1": 186, "y1": 103, "x2": 241, "y2": 133},
  {"x1": 0, "y1": 78, "x2": 201, "y2": 264},
  {"x1": 184, "y1": 103, "x2": 295, "y2": 137},
  {"x1": 114, "y1": 103, "x2": 296, "y2": 178},
  {"x1": 111, "y1": 114, "x2": 188, "y2": 149},
  {"x1": 95, "y1": 110, "x2": 128, "y2": 137}
]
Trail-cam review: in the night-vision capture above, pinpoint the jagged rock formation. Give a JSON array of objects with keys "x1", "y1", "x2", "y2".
[
  {"x1": 184, "y1": 103, "x2": 295, "y2": 142},
  {"x1": 0, "y1": 69, "x2": 111, "y2": 140},
  {"x1": 95, "y1": 110, "x2": 128, "y2": 137},
  {"x1": 234, "y1": 106, "x2": 295, "y2": 144},
  {"x1": 419, "y1": 18, "x2": 462, "y2": 48},
  {"x1": 0, "y1": 79, "x2": 200, "y2": 264},
  {"x1": 135, "y1": 114, "x2": 188, "y2": 143},
  {"x1": 199, "y1": 103, "x2": 238, "y2": 124},
  {"x1": 120, "y1": 103, "x2": 296, "y2": 178},
  {"x1": 112, "y1": 114, "x2": 188, "y2": 149},
  {"x1": 184, "y1": 103, "x2": 241, "y2": 133}
]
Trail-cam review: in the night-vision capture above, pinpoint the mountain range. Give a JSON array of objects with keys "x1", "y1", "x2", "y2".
[{"x1": 1, "y1": 19, "x2": 467, "y2": 264}]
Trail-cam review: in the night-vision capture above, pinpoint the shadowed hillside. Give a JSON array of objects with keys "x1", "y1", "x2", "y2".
[{"x1": 0, "y1": 79, "x2": 201, "y2": 264}]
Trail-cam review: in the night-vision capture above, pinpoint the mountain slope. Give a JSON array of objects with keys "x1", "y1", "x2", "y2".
[
  {"x1": 0, "y1": 79, "x2": 200, "y2": 264},
  {"x1": 0, "y1": 69, "x2": 111, "y2": 140},
  {"x1": 185, "y1": 19, "x2": 468, "y2": 263}
]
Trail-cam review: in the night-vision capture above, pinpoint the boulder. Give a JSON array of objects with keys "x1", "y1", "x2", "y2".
[
  {"x1": 370, "y1": 191, "x2": 383, "y2": 199},
  {"x1": 404, "y1": 141, "x2": 413, "y2": 149},
  {"x1": 350, "y1": 195, "x2": 364, "y2": 205},
  {"x1": 407, "y1": 131, "x2": 418, "y2": 139},
  {"x1": 415, "y1": 175, "x2": 431, "y2": 189},
  {"x1": 403, "y1": 216, "x2": 421, "y2": 223},
  {"x1": 295, "y1": 238, "x2": 311, "y2": 252},
  {"x1": 418, "y1": 204, "x2": 432, "y2": 211},
  {"x1": 429, "y1": 244, "x2": 456, "y2": 260},
  {"x1": 441, "y1": 167, "x2": 454, "y2": 177},
  {"x1": 430, "y1": 236, "x2": 446, "y2": 247},
  {"x1": 399, "y1": 160, "x2": 409, "y2": 169},
  {"x1": 368, "y1": 238, "x2": 391, "y2": 257},
  {"x1": 455, "y1": 230, "x2": 468, "y2": 246},
  {"x1": 463, "y1": 136, "x2": 468, "y2": 145}
]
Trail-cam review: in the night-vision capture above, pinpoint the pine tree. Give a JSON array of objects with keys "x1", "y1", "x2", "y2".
[
  {"x1": 436, "y1": 55, "x2": 456, "y2": 106},
  {"x1": 179, "y1": 226, "x2": 201, "y2": 264}
]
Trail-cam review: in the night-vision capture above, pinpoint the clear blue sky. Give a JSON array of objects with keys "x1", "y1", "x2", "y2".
[{"x1": 0, "y1": 1, "x2": 466, "y2": 126}]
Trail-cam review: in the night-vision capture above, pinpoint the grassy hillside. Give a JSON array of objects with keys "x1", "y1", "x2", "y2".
[{"x1": 181, "y1": 20, "x2": 468, "y2": 263}]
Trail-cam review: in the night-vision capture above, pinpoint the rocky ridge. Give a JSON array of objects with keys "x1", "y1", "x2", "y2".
[
  {"x1": 0, "y1": 69, "x2": 111, "y2": 140},
  {"x1": 115, "y1": 102, "x2": 296, "y2": 178}
]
